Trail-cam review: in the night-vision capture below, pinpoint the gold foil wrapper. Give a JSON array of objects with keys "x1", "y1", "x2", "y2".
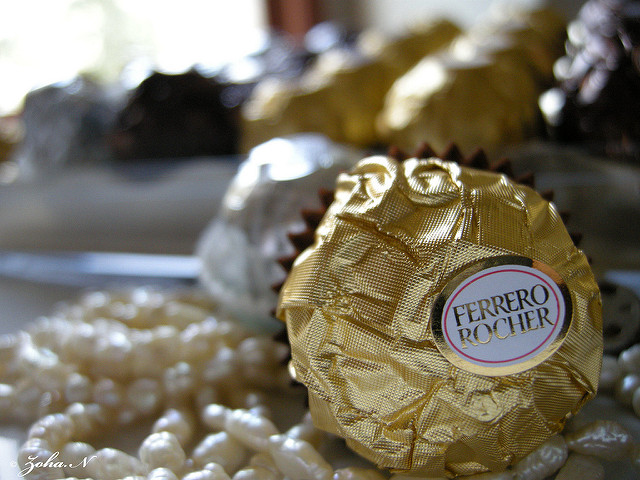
[{"x1": 277, "y1": 156, "x2": 602, "y2": 477}]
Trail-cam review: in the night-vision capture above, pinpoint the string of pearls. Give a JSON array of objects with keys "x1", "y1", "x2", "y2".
[
  {"x1": 0, "y1": 287, "x2": 638, "y2": 480},
  {"x1": 601, "y1": 346, "x2": 640, "y2": 415}
]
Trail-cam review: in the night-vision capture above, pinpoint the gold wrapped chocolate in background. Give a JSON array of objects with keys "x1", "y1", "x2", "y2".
[
  {"x1": 376, "y1": 5, "x2": 566, "y2": 154},
  {"x1": 242, "y1": 5, "x2": 566, "y2": 156},
  {"x1": 241, "y1": 19, "x2": 461, "y2": 151},
  {"x1": 277, "y1": 155, "x2": 602, "y2": 477}
]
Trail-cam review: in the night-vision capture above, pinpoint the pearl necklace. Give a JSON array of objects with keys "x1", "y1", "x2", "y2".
[
  {"x1": 0, "y1": 287, "x2": 639, "y2": 480},
  {"x1": 601, "y1": 347, "x2": 640, "y2": 414}
]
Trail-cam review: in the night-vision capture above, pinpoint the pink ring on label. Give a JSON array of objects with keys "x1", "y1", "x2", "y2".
[{"x1": 431, "y1": 256, "x2": 572, "y2": 376}]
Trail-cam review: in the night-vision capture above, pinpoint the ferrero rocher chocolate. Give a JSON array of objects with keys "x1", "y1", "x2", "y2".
[
  {"x1": 376, "y1": 6, "x2": 566, "y2": 154},
  {"x1": 277, "y1": 155, "x2": 602, "y2": 477},
  {"x1": 241, "y1": 18, "x2": 461, "y2": 152}
]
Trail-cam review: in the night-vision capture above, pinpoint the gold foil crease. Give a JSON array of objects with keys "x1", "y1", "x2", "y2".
[{"x1": 277, "y1": 157, "x2": 602, "y2": 477}]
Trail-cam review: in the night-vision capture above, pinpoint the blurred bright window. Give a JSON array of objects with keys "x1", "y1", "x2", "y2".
[{"x1": 0, "y1": 0, "x2": 267, "y2": 114}]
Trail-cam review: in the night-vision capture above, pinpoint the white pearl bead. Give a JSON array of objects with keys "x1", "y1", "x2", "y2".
[
  {"x1": 33, "y1": 362, "x2": 70, "y2": 392},
  {"x1": 148, "y1": 467, "x2": 180, "y2": 480},
  {"x1": 614, "y1": 373, "x2": 640, "y2": 407},
  {"x1": 202, "y1": 347, "x2": 239, "y2": 383},
  {"x1": 131, "y1": 286, "x2": 165, "y2": 307},
  {"x1": 17, "y1": 338, "x2": 58, "y2": 373},
  {"x1": 108, "y1": 301, "x2": 139, "y2": 322},
  {"x1": 153, "y1": 409, "x2": 195, "y2": 446},
  {"x1": 17, "y1": 441, "x2": 65, "y2": 480},
  {"x1": 139, "y1": 431, "x2": 187, "y2": 473},
  {"x1": 619, "y1": 344, "x2": 640, "y2": 373},
  {"x1": 598, "y1": 355, "x2": 621, "y2": 390},
  {"x1": 86, "y1": 448, "x2": 146, "y2": 480},
  {"x1": 80, "y1": 290, "x2": 111, "y2": 310},
  {"x1": 130, "y1": 331, "x2": 157, "y2": 376},
  {"x1": 65, "y1": 403, "x2": 109, "y2": 440},
  {"x1": 92, "y1": 378, "x2": 124, "y2": 407},
  {"x1": 554, "y1": 452, "x2": 604, "y2": 480},
  {"x1": 92, "y1": 331, "x2": 133, "y2": 378},
  {"x1": 179, "y1": 323, "x2": 214, "y2": 362},
  {"x1": 191, "y1": 432, "x2": 247, "y2": 473},
  {"x1": 201, "y1": 404, "x2": 231, "y2": 431},
  {"x1": 248, "y1": 453, "x2": 279, "y2": 475},
  {"x1": 164, "y1": 362, "x2": 196, "y2": 400},
  {"x1": 564, "y1": 420, "x2": 634, "y2": 460},
  {"x1": 233, "y1": 466, "x2": 278, "y2": 480},
  {"x1": 92, "y1": 313, "x2": 129, "y2": 332},
  {"x1": 285, "y1": 413, "x2": 324, "y2": 448},
  {"x1": 213, "y1": 320, "x2": 247, "y2": 348},
  {"x1": 64, "y1": 373, "x2": 92, "y2": 403},
  {"x1": 237, "y1": 338, "x2": 289, "y2": 368},
  {"x1": 332, "y1": 467, "x2": 388, "y2": 480},
  {"x1": 19, "y1": 437, "x2": 52, "y2": 456},
  {"x1": 164, "y1": 301, "x2": 209, "y2": 328},
  {"x1": 22, "y1": 465, "x2": 66, "y2": 479},
  {"x1": 183, "y1": 469, "x2": 223, "y2": 480},
  {"x1": 127, "y1": 378, "x2": 162, "y2": 415},
  {"x1": 28, "y1": 413, "x2": 74, "y2": 449},
  {"x1": 225, "y1": 408, "x2": 279, "y2": 452},
  {"x1": 59, "y1": 442, "x2": 96, "y2": 478},
  {"x1": 203, "y1": 462, "x2": 233, "y2": 480},
  {"x1": 268, "y1": 434, "x2": 333, "y2": 480},
  {"x1": 512, "y1": 435, "x2": 567, "y2": 480},
  {"x1": 248, "y1": 405, "x2": 272, "y2": 420},
  {"x1": 66, "y1": 323, "x2": 98, "y2": 359},
  {"x1": 132, "y1": 327, "x2": 180, "y2": 377}
]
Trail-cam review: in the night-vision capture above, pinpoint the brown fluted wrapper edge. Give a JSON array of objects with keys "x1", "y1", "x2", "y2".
[{"x1": 276, "y1": 156, "x2": 602, "y2": 477}]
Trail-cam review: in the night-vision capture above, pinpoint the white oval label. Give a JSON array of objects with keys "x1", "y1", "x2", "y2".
[{"x1": 431, "y1": 256, "x2": 572, "y2": 376}]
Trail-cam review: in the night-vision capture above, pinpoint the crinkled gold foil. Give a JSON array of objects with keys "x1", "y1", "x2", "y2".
[{"x1": 277, "y1": 157, "x2": 602, "y2": 477}]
